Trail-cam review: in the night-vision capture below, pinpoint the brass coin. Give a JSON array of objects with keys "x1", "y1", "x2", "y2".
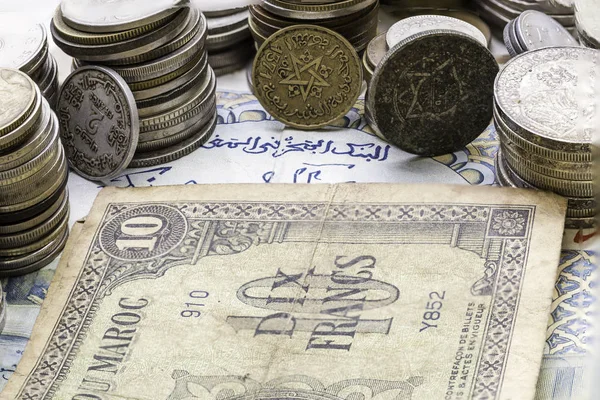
[{"x1": 252, "y1": 25, "x2": 362, "y2": 129}]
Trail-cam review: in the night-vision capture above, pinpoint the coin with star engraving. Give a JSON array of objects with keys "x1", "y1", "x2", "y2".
[
  {"x1": 368, "y1": 30, "x2": 498, "y2": 156},
  {"x1": 56, "y1": 66, "x2": 139, "y2": 181},
  {"x1": 252, "y1": 25, "x2": 362, "y2": 129}
]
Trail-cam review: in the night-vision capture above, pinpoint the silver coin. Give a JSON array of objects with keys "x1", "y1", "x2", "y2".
[
  {"x1": 514, "y1": 10, "x2": 577, "y2": 52},
  {"x1": 0, "y1": 21, "x2": 46, "y2": 73},
  {"x1": 498, "y1": 0, "x2": 573, "y2": 13},
  {"x1": 57, "y1": 66, "x2": 139, "y2": 181},
  {"x1": 60, "y1": 0, "x2": 183, "y2": 33},
  {"x1": 203, "y1": 6, "x2": 247, "y2": 18},
  {"x1": 493, "y1": 106, "x2": 591, "y2": 162},
  {"x1": 0, "y1": 69, "x2": 37, "y2": 137},
  {"x1": 0, "y1": 194, "x2": 69, "y2": 249},
  {"x1": 139, "y1": 67, "x2": 216, "y2": 131},
  {"x1": 129, "y1": 111, "x2": 217, "y2": 168},
  {"x1": 494, "y1": 46, "x2": 598, "y2": 152},
  {"x1": 138, "y1": 94, "x2": 215, "y2": 144},
  {"x1": 206, "y1": 23, "x2": 251, "y2": 52},
  {"x1": 366, "y1": 32, "x2": 387, "y2": 70},
  {"x1": 136, "y1": 64, "x2": 212, "y2": 118},
  {"x1": 206, "y1": 9, "x2": 249, "y2": 35},
  {"x1": 0, "y1": 189, "x2": 67, "y2": 235},
  {"x1": 261, "y1": 0, "x2": 377, "y2": 21},
  {"x1": 136, "y1": 101, "x2": 216, "y2": 152},
  {"x1": 132, "y1": 51, "x2": 208, "y2": 101},
  {"x1": 506, "y1": 18, "x2": 527, "y2": 56},
  {"x1": 386, "y1": 15, "x2": 488, "y2": 48},
  {"x1": 102, "y1": 8, "x2": 201, "y2": 66},
  {"x1": 575, "y1": 0, "x2": 600, "y2": 48},
  {"x1": 0, "y1": 79, "x2": 42, "y2": 153},
  {"x1": 51, "y1": 8, "x2": 191, "y2": 62},
  {"x1": 0, "y1": 224, "x2": 68, "y2": 277},
  {"x1": 37, "y1": 55, "x2": 58, "y2": 94},
  {"x1": 0, "y1": 100, "x2": 53, "y2": 172},
  {"x1": 99, "y1": 10, "x2": 206, "y2": 83}
]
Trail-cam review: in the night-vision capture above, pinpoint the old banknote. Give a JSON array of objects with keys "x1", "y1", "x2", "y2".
[{"x1": 2, "y1": 183, "x2": 566, "y2": 399}]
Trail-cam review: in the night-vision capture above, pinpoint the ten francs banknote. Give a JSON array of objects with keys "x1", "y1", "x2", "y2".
[{"x1": 2, "y1": 183, "x2": 567, "y2": 400}]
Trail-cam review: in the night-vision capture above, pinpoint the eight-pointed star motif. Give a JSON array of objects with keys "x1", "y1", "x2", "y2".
[{"x1": 279, "y1": 54, "x2": 331, "y2": 101}]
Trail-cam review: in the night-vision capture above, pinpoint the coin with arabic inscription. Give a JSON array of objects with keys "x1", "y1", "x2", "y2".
[
  {"x1": 252, "y1": 25, "x2": 362, "y2": 129},
  {"x1": 56, "y1": 66, "x2": 139, "y2": 181}
]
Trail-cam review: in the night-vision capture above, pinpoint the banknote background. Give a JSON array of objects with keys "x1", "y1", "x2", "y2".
[{"x1": 0, "y1": 1, "x2": 596, "y2": 399}]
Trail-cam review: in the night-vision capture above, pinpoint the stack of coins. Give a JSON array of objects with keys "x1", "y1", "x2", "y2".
[
  {"x1": 473, "y1": 0, "x2": 576, "y2": 36},
  {"x1": 0, "y1": 69, "x2": 70, "y2": 277},
  {"x1": 51, "y1": 0, "x2": 218, "y2": 170},
  {"x1": 494, "y1": 47, "x2": 596, "y2": 229},
  {"x1": 248, "y1": 0, "x2": 379, "y2": 53},
  {"x1": 575, "y1": 0, "x2": 599, "y2": 49},
  {"x1": 0, "y1": 20, "x2": 60, "y2": 108},
  {"x1": 366, "y1": 20, "x2": 497, "y2": 156},
  {"x1": 205, "y1": 7, "x2": 254, "y2": 76},
  {"x1": 503, "y1": 10, "x2": 577, "y2": 57}
]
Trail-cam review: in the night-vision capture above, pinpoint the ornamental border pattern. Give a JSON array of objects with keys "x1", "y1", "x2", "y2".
[{"x1": 18, "y1": 201, "x2": 535, "y2": 400}]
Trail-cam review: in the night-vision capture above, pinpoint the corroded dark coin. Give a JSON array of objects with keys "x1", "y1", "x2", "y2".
[
  {"x1": 56, "y1": 66, "x2": 139, "y2": 181},
  {"x1": 367, "y1": 30, "x2": 498, "y2": 156},
  {"x1": 252, "y1": 24, "x2": 362, "y2": 129}
]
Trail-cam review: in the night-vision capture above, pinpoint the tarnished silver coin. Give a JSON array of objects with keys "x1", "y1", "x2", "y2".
[
  {"x1": 57, "y1": 66, "x2": 139, "y2": 181},
  {"x1": 368, "y1": 30, "x2": 498, "y2": 156},
  {"x1": 60, "y1": 0, "x2": 182, "y2": 33},
  {"x1": 0, "y1": 69, "x2": 37, "y2": 138},
  {"x1": 0, "y1": 21, "x2": 46, "y2": 73},
  {"x1": 386, "y1": 15, "x2": 488, "y2": 48},
  {"x1": 494, "y1": 47, "x2": 598, "y2": 153}
]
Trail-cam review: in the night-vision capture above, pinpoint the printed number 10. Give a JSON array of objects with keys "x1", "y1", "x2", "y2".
[
  {"x1": 115, "y1": 216, "x2": 164, "y2": 252},
  {"x1": 181, "y1": 290, "x2": 209, "y2": 318}
]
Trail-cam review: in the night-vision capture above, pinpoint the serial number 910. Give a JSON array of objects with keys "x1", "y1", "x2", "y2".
[{"x1": 181, "y1": 290, "x2": 209, "y2": 318}]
